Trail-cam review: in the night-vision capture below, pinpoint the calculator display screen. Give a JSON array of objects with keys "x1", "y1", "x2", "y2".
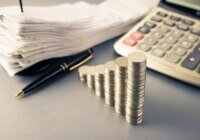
[{"x1": 165, "y1": 0, "x2": 200, "y2": 11}]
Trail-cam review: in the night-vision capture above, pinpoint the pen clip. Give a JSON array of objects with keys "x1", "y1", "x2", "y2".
[
  {"x1": 69, "y1": 50, "x2": 93, "y2": 71},
  {"x1": 19, "y1": 0, "x2": 24, "y2": 12}
]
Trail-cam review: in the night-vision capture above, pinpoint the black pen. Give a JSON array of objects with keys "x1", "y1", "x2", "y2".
[{"x1": 14, "y1": 50, "x2": 93, "y2": 98}]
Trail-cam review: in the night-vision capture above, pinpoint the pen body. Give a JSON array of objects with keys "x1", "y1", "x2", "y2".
[
  {"x1": 23, "y1": 65, "x2": 66, "y2": 93},
  {"x1": 18, "y1": 50, "x2": 92, "y2": 97}
]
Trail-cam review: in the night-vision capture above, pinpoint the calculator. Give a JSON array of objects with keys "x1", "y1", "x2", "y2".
[{"x1": 114, "y1": 6, "x2": 200, "y2": 87}]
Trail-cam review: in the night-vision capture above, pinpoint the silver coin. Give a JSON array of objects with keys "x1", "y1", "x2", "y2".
[{"x1": 127, "y1": 52, "x2": 147, "y2": 64}]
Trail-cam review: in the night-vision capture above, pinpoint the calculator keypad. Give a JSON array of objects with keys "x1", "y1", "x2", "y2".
[
  {"x1": 122, "y1": 9, "x2": 200, "y2": 74},
  {"x1": 117, "y1": 7, "x2": 200, "y2": 86}
]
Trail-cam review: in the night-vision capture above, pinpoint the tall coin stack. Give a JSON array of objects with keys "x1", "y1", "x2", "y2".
[
  {"x1": 104, "y1": 61, "x2": 116, "y2": 106},
  {"x1": 94, "y1": 65, "x2": 105, "y2": 98},
  {"x1": 87, "y1": 66, "x2": 95, "y2": 90},
  {"x1": 126, "y1": 52, "x2": 147, "y2": 125},
  {"x1": 78, "y1": 66, "x2": 88, "y2": 82},
  {"x1": 115, "y1": 57, "x2": 128, "y2": 115}
]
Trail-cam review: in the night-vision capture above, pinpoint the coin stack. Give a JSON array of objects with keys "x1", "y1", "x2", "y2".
[
  {"x1": 78, "y1": 66, "x2": 88, "y2": 82},
  {"x1": 94, "y1": 65, "x2": 105, "y2": 98},
  {"x1": 86, "y1": 66, "x2": 95, "y2": 90},
  {"x1": 115, "y1": 57, "x2": 128, "y2": 115},
  {"x1": 126, "y1": 52, "x2": 147, "y2": 125},
  {"x1": 78, "y1": 52, "x2": 147, "y2": 125},
  {"x1": 104, "y1": 61, "x2": 116, "y2": 106}
]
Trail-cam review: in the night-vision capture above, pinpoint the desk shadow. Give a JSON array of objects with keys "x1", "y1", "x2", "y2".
[
  {"x1": 147, "y1": 69, "x2": 200, "y2": 92},
  {"x1": 143, "y1": 100, "x2": 200, "y2": 129}
]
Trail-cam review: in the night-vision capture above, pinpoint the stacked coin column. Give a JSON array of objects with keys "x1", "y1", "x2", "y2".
[
  {"x1": 87, "y1": 66, "x2": 95, "y2": 90},
  {"x1": 78, "y1": 66, "x2": 88, "y2": 82},
  {"x1": 126, "y1": 52, "x2": 147, "y2": 125},
  {"x1": 115, "y1": 57, "x2": 128, "y2": 115},
  {"x1": 104, "y1": 61, "x2": 116, "y2": 106},
  {"x1": 94, "y1": 65, "x2": 105, "y2": 98}
]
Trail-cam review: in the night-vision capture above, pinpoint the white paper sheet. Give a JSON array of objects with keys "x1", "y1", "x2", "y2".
[{"x1": 0, "y1": 0, "x2": 159, "y2": 76}]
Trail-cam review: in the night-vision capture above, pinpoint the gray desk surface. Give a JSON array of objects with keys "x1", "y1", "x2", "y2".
[{"x1": 0, "y1": 0, "x2": 200, "y2": 140}]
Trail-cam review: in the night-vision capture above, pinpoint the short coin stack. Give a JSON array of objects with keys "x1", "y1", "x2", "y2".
[
  {"x1": 115, "y1": 57, "x2": 128, "y2": 115},
  {"x1": 126, "y1": 52, "x2": 147, "y2": 125},
  {"x1": 78, "y1": 66, "x2": 88, "y2": 82},
  {"x1": 104, "y1": 61, "x2": 116, "y2": 106},
  {"x1": 78, "y1": 52, "x2": 147, "y2": 125},
  {"x1": 94, "y1": 65, "x2": 105, "y2": 98}
]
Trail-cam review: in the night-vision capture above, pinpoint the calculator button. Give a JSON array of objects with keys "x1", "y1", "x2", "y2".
[
  {"x1": 152, "y1": 31, "x2": 164, "y2": 39},
  {"x1": 151, "y1": 48, "x2": 166, "y2": 57},
  {"x1": 165, "y1": 53, "x2": 181, "y2": 63},
  {"x1": 145, "y1": 37, "x2": 158, "y2": 45},
  {"x1": 157, "y1": 11, "x2": 168, "y2": 17},
  {"x1": 182, "y1": 19, "x2": 195, "y2": 25},
  {"x1": 177, "y1": 24, "x2": 189, "y2": 31},
  {"x1": 138, "y1": 26, "x2": 150, "y2": 34},
  {"x1": 159, "y1": 26, "x2": 170, "y2": 33},
  {"x1": 169, "y1": 15, "x2": 181, "y2": 21},
  {"x1": 144, "y1": 22, "x2": 156, "y2": 28},
  {"x1": 130, "y1": 33, "x2": 144, "y2": 41},
  {"x1": 184, "y1": 35, "x2": 198, "y2": 43},
  {"x1": 164, "y1": 36, "x2": 178, "y2": 44},
  {"x1": 137, "y1": 43, "x2": 151, "y2": 52},
  {"x1": 172, "y1": 30, "x2": 184, "y2": 38},
  {"x1": 159, "y1": 42, "x2": 172, "y2": 50},
  {"x1": 190, "y1": 29, "x2": 200, "y2": 36},
  {"x1": 194, "y1": 43, "x2": 200, "y2": 54},
  {"x1": 123, "y1": 38, "x2": 137, "y2": 46},
  {"x1": 164, "y1": 20, "x2": 176, "y2": 27},
  {"x1": 181, "y1": 52, "x2": 200, "y2": 70},
  {"x1": 0, "y1": 15, "x2": 4, "y2": 20},
  {"x1": 180, "y1": 41, "x2": 193, "y2": 49},
  {"x1": 151, "y1": 16, "x2": 162, "y2": 22},
  {"x1": 174, "y1": 47, "x2": 187, "y2": 56},
  {"x1": 196, "y1": 65, "x2": 200, "y2": 74}
]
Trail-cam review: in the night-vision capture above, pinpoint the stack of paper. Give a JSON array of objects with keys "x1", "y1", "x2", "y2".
[{"x1": 0, "y1": 0, "x2": 158, "y2": 76}]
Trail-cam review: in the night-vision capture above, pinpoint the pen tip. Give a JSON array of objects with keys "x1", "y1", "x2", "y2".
[{"x1": 14, "y1": 91, "x2": 24, "y2": 98}]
